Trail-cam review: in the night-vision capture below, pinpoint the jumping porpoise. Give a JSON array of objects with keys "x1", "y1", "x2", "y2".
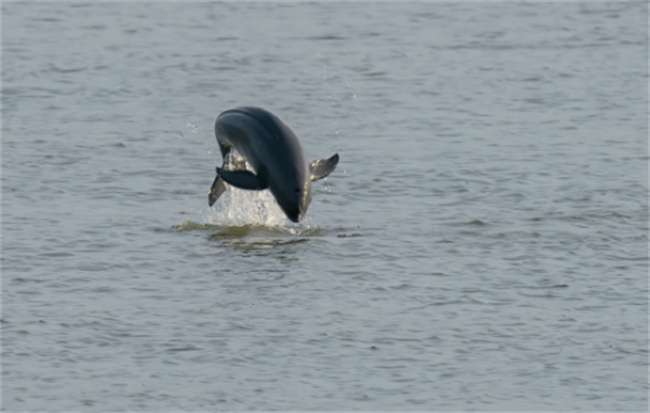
[{"x1": 208, "y1": 107, "x2": 339, "y2": 222}]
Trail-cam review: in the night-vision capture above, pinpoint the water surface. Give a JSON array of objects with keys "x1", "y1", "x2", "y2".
[{"x1": 2, "y1": 2, "x2": 648, "y2": 411}]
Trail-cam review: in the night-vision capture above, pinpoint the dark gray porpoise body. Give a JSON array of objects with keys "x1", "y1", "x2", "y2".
[{"x1": 208, "y1": 107, "x2": 339, "y2": 222}]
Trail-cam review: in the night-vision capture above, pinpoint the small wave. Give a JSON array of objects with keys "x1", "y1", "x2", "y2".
[
  {"x1": 174, "y1": 220, "x2": 318, "y2": 253},
  {"x1": 175, "y1": 220, "x2": 322, "y2": 238}
]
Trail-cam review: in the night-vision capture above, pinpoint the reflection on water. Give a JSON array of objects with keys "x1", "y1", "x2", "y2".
[
  {"x1": 216, "y1": 235, "x2": 310, "y2": 254},
  {"x1": 175, "y1": 220, "x2": 314, "y2": 252}
]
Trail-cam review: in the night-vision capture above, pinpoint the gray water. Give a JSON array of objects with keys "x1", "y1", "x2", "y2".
[{"x1": 2, "y1": 2, "x2": 648, "y2": 411}]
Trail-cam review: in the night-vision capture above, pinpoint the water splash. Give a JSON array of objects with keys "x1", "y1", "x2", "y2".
[
  {"x1": 203, "y1": 150, "x2": 297, "y2": 228},
  {"x1": 176, "y1": 188, "x2": 322, "y2": 252},
  {"x1": 194, "y1": 150, "x2": 327, "y2": 238},
  {"x1": 203, "y1": 187, "x2": 290, "y2": 228}
]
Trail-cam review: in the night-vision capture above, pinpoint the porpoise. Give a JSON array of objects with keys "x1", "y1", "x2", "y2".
[{"x1": 208, "y1": 107, "x2": 339, "y2": 222}]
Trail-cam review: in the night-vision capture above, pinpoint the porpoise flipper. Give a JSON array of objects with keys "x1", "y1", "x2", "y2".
[
  {"x1": 208, "y1": 175, "x2": 227, "y2": 206},
  {"x1": 217, "y1": 168, "x2": 268, "y2": 190},
  {"x1": 309, "y1": 153, "x2": 339, "y2": 181}
]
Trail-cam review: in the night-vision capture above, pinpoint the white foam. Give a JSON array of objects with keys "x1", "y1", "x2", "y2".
[{"x1": 203, "y1": 186, "x2": 289, "y2": 228}]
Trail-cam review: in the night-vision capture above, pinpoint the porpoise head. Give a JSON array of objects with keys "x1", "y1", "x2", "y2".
[{"x1": 269, "y1": 162, "x2": 312, "y2": 223}]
